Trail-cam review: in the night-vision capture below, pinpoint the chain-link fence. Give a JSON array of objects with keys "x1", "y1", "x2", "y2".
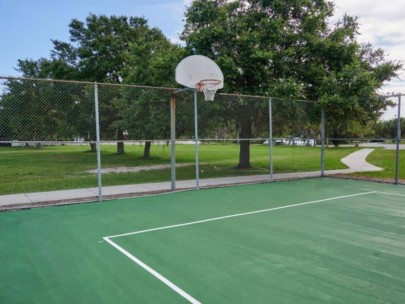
[
  {"x1": 0, "y1": 76, "x2": 403, "y2": 207},
  {"x1": 322, "y1": 94, "x2": 404, "y2": 184}
]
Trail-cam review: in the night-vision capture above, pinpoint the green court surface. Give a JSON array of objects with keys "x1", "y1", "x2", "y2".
[{"x1": 1, "y1": 178, "x2": 404, "y2": 303}]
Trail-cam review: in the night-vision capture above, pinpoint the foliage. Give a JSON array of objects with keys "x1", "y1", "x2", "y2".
[
  {"x1": 49, "y1": 15, "x2": 182, "y2": 84},
  {"x1": 0, "y1": 75, "x2": 94, "y2": 142},
  {"x1": 3, "y1": 14, "x2": 184, "y2": 156},
  {"x1": 181, "y1": 0, "x2": 401, "y2": 167},
  {"x1": 372, "y1": 117, "x2": 405, "y2": 139}
]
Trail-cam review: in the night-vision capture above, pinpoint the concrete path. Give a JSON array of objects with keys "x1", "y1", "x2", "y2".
[
  {"x1": 340, "y1": 149, "x2": 383, "y2": 172},
  {"x1": 0, "y1": 149, "x2": 383, "y2": 210},
  {"x1": 358, "y1": 143, "x2": 405, "y2": 150}
]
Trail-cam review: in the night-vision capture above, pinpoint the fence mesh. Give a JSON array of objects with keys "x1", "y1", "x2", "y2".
[
  {"x1": 0, "y1": 76, "x2": 403, "y2": 206},
  {"x1": 322, "y1": 94, "x2": 404, "y2": 184}
]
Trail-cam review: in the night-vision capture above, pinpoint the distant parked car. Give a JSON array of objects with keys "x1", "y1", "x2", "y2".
[
  {"x1": 275, "y1": 138, "x2": 287, "y2": 145},
  {"x1": 263, "y1": 138, "x2": 288, "y2": 145},
  {"x1": 288, "y1": 137, "x2": 304, "y2": 146},
  {"x1": 305, "y1": 139, "x2": 317, "y2": 146},
  {"x1": 370, "y1": 139, "x2": 385, "y2": 143}
]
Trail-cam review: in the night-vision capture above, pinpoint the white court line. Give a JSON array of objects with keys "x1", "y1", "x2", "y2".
[
  {"x1": 376, "y1": 191, "x2": 405, "y2": 198},
  {"x1": 103, "y1": 237, "x2": 201, "y2": 304},
  {"x1": 103, "y1": 191, "x2": 376, "y2": 303},
  {"x1": 106, "y1": 191, "x2": 376, "y2": 239}
]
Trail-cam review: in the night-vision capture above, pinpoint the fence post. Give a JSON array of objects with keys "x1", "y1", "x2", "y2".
[
  {"x1": 94, "y1": 82, "x2": 103, "y2": 201},
  {"x1": 395, "y1": 95, "x2": 401, "y2": 184},
  {"x1": 321, "y1": 109, "x2": 325, "y2": 177},
  {"x1": 269, "y1": 97, "x2": 273, "y2": 181}
]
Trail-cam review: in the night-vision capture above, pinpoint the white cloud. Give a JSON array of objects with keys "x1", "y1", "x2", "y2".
[{"x1": 331, "y1": 0, "x2": 405, "y2": 93}]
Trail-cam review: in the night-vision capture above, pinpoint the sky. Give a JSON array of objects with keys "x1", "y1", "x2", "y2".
[{"x1": 0, "y1": 0, "x2": 404, "y2": 96}]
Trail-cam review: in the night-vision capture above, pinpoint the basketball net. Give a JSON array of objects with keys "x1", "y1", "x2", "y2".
[{"x1": 196, "y1": 79, "x2": 222, "y2": 101}]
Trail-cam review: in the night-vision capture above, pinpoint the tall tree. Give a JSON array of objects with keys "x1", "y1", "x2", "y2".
[
  {"x1": 181, "y1": 0, "x2": 401, "y2": 167},
  {"x1": 0, "y1": 60, "x2": 91, "y2": 143},
  {"x1": 49, "y1": 14, "x2": 183, "y2": 155}
]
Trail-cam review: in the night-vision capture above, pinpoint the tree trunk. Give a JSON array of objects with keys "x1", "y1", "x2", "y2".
[
  {"x1": 116, "y1": 128, "x2": 125, "y2": 155},
  {"x1": 89, "y1": 142, "x2": 96, "y2": 152},
  {"x1": 117, "y1": 141, "x2": 124, "y2": 155},
  {"x1": 143, "y1": 141, "x2": 151, "y2": 159},
  {"x1": 237, "y1": 116, "x2": 252, "y2": 168}
]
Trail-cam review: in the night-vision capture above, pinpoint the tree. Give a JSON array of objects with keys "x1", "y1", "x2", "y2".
[
  {"x1": 181, "y1": 0, "x2": 401, "y2": 167},
  {"x1": 119, "y1": 88, "x2": 171, "y2": 158},
  {"x1": 49, "y1": 14, "x2": 183, "y2": 155},
  {"x1": 0, "y1": 60, "x2": 91, "y2": 143},
  {"x1": 373, "y1": 118, "x2": 405, "y2": 140},
  {"x1": 5, "y1": 14, "x2": 184, "y2": 157}
]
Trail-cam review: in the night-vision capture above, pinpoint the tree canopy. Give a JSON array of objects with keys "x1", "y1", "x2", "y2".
[
  {"x1": 8, "y1": 14, "x2": 184, "y2": 156},
  {"x1": 181, "y1": 0, "x2": 401, "y2": 167},
  {"x1": 1, "y1": 6, "x2": 402, "y2": 164}
]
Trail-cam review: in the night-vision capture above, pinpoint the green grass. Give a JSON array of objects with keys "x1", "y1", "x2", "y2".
[
  {"x1": 0, "y1": 143, "x2": 358, "y2": 194},
  {"x1": 349, "y1": 148, "x2": 405, "y2": 182}
]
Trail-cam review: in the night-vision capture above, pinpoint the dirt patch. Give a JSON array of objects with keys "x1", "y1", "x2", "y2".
[{"x1": 86, "y1": 163, "x2": 196, "y2": 174}]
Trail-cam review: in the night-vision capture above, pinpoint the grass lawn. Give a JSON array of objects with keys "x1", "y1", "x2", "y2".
[
  {"x1": 0, "y1": 143, "x2": 359, "y2": 194},
  {"x1": 349, "y1": 148, "x2": 405, "y2": 182}
]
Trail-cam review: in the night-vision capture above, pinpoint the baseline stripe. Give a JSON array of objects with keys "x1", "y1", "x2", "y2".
[
  {"x1": 376, "y1": 191, "x2": 405, "y2": 198},
  {"x1": 103, "y1": 237, "x2": 201, "y2": 304},
  {"x1": 106, "y1": 191, "x2": 376, "y2": 239}
]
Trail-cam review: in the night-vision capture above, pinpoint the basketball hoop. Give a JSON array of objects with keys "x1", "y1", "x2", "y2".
[{"x1": 196, "y1": 79, "x2": 222, "y2": 101}]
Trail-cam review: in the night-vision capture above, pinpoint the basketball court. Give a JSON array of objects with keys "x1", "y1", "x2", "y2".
[
  {"x1": 1, "y1": 50, "x2": 404, "y2": 304},
  {"x1": 1, "y1": 178, "x2": 404, "y2": 303}
]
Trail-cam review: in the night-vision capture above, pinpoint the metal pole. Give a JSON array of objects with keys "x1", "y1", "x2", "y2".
[
  {"x1": 194, "y1": 91, "x2": 200, "y2": 190},
  {"x1": 170, "y1": 93, "x2": 176, "y2": 191},
  {"x1": 269, "y1": 97, "x2": 273, "y2": 181},
  {"x1": 321, "y1": 109, "x2": 325, "y2": 177},
  {"x1": 395, "y1": 95, "x2": 401, "y2": 184},
  {"x1": 94, "y1": 82, "x2": 103, "y2": 201}
]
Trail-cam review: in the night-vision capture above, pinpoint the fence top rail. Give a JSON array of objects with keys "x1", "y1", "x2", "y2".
[
  {"x1": 0, "y1": 75, "x2": 318, "y2": 103},
  {"x1": 4, "y1": 75, "x2": 402, "y2": 101},
  {"x1": 0, "y1": 75, "x2": 175, "y2": 91}
]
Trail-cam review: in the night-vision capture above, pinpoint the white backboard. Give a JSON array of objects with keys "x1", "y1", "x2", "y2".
[{"x1": 175, "y1": 55, "x2": 224, "y2": 90}]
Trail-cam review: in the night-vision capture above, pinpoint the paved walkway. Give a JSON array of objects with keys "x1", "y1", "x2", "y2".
[
  {"x1": 0, "y1": 149, "x2": 383, "y2": 210},
  {"x1": 340, "y1": 149, "x2": 383, "y2": 172},
  {"x1": 357, "y1": 143, "x2": 405, "y2": 150}
]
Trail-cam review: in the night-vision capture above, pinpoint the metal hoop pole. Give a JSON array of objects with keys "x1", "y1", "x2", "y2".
[
  {"x1": 170, "y1": 93, "x2": 176, "y2": 191},
  {"x1": 194, "y1": 91, "x2": 200, "y2": 190}
]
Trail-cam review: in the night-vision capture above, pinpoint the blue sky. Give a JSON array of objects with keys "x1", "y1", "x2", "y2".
[
  {"x1": 0, "y1": 0, "x2": 187, "y2": 76},
  {"x1": 0, "y1": 0, "x2": 404, "y2": 96}
]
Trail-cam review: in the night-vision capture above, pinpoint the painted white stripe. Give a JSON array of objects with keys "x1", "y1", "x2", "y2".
[
  {"x1": 106, "y1": 191, "x2": 376, "y2": 239},
  {"x1": 103, "y1": 237, "x2": 201, "y2": 304},
  {"x1": 376, "y1": 191, "x2": 405, "y2": 197},
  {"x1": 103, "y1": 191, "x2": 377, "y2": 303}
]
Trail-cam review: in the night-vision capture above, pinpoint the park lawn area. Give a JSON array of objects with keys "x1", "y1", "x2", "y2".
[
  {"x1": 0, "y1": 143, "x2": 358, "y2": 194},
  {"x1": 349, "y1": 148, "x2": 405, "y2": 182}
]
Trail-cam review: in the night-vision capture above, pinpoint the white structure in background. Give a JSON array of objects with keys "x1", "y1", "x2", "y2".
[
  {"x1": 263, "y1": 138, "x2": 317, "y2": 146},
  {"x1": 173, "y1": 55, "x2": 224, "y2": 191}
]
